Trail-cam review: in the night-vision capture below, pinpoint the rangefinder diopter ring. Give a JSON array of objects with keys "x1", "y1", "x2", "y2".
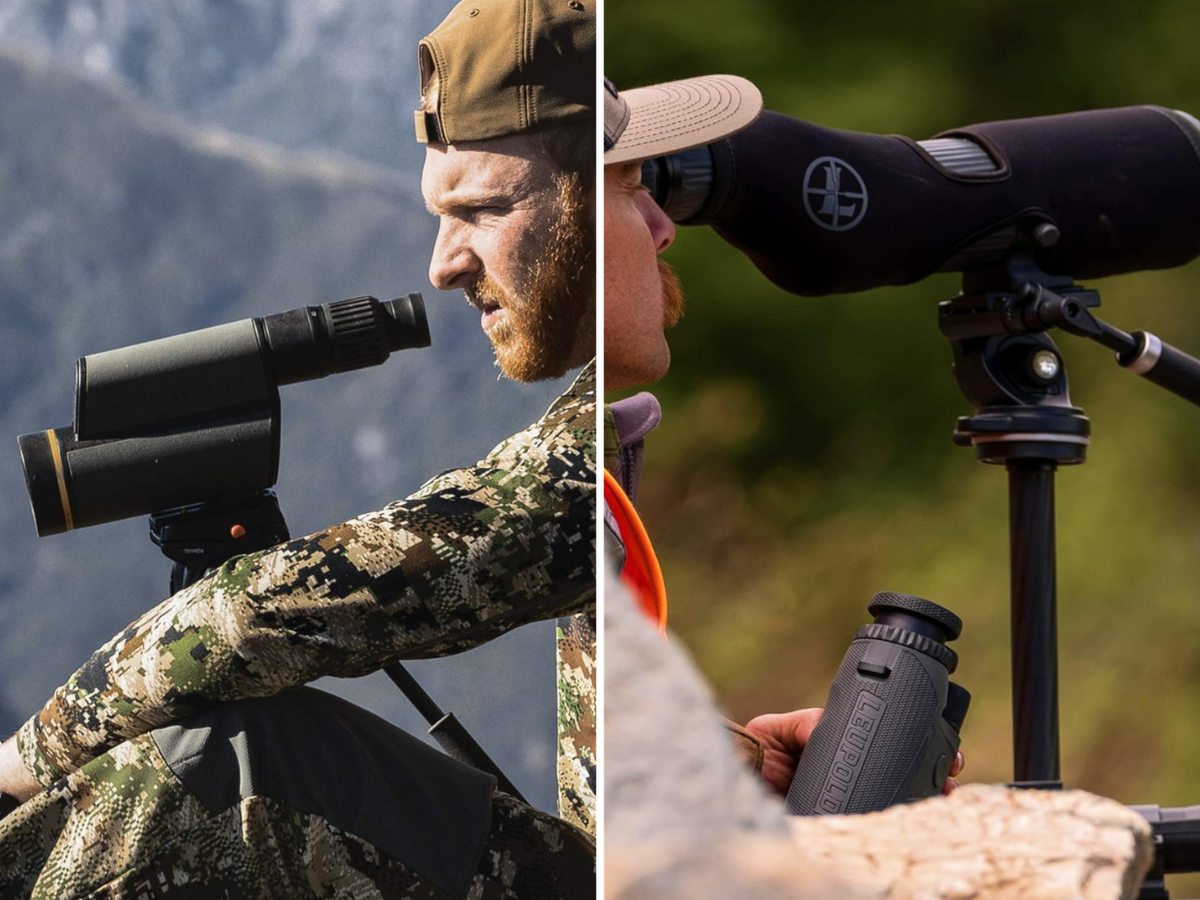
[{"x1": 853, "y1": 622, "x2": 959, "y2": 672}]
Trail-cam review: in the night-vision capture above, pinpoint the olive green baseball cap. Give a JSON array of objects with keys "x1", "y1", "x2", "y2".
[{"x1": 414, "y1": 0, "x2": 595, "y2": 144}]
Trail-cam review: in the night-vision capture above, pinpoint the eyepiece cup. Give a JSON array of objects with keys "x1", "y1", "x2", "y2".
[
  {"x1": 868, "y1": 591, "x2": 963, "y2": 639},
  {"x1": 386, "y1": 293, "x2": 431, "y2": 350}
]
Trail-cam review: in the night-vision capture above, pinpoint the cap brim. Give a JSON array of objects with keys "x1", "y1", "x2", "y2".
[{"x1": 605, "y1": 74, "x2": 762, "y2": 164}]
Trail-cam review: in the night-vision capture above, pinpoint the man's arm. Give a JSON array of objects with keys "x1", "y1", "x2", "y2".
[{"x1": 9, "y1": 363, "x2": 596, "y2": 794}]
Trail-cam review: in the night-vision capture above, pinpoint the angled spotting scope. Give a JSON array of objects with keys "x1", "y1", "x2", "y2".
[
  {"x1": 18, "y1": 294, "x2": 429, "y2": 535},
  {"x1": 642, "y1": 105, "x2": 1200, "y2": 296}
]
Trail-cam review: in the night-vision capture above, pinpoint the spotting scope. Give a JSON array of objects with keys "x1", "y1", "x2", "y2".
[
  {"x1": 18, "y1": 294, "x2": 429, "y2": 536},
  {"x1": 641, "y1": 106, "x2": 1200, "y2": 296}
]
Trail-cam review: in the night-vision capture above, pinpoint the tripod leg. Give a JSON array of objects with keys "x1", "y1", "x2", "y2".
[{"x1": 384, "y1": 663, "x2": 528, "y2": 804}]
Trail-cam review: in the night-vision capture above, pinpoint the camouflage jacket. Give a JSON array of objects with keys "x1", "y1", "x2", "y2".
[{"x1": 16, "y1": 360, "x2": 597, "y2": 835}]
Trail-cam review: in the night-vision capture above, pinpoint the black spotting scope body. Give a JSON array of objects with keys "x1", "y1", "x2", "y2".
[
  {"x1": 19, "y1": 294, "x2": 429, "y2": 536},
  {"x1": 785, "y1": 592, "x2": 970, "y2": 816},
  {"x1": 642, "y1": 106, "x2": 1200, "y2": 296}
]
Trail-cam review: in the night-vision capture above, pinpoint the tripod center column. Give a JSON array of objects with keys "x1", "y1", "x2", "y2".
[{"x1": 1008, "y1": 459, "x2": 1062, "y2": 787}]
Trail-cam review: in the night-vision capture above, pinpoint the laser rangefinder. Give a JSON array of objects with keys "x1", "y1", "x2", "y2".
[{"x1": 785, "y1": 592, "x2": 970, "y2": 816}]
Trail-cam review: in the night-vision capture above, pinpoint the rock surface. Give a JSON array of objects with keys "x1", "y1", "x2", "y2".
[
  {"x1": 787, "y1": 784, "x2": 1154, "y2": 900},
  {"x1": 608, "y1": 834, "x2": 862, "y2": 900},
  {"x1": 604, "y1": 570, "x2": 787, "y2": 846},
  {"x1": 604, "y1": 579, "x2": 1154, "y2": 898}
]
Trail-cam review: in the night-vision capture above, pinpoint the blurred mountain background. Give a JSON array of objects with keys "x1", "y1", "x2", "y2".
[
  {"x1": 0, "y1": 0, "x2": 576, "y2": 813},
  {"x1": 609, "y1": 0, "x2": 1200, "y2": 890}
]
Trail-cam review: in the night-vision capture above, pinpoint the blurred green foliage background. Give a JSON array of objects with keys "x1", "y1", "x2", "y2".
[{"x1": 607, "y1": 0, "x2": 1200, "y2": 875}]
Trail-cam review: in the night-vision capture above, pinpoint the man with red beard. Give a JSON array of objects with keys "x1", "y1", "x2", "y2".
[
  {"x1": 602, "y1": 75, "x2": 961, "y2": 796},
  {"x1": 0, "y1": 3, "x2": 596, "y2": 898}
]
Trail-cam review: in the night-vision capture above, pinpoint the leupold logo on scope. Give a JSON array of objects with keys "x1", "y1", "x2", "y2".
[{"x1": 803, "y1": 156, "x2": 868, "y2": 231}]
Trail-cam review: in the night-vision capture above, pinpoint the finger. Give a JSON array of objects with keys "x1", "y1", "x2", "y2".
[
  {"x1": 950, "y1": 750, "x2": 964, "y2": 777},
  {"x1": 941, "y1": 776, "x2": 959, "y2": 796},
  {"x1": 759, "y1": 750, "x2": 800, "y2": 796},
  {"x1": 788, "y1": 708, "x2": 824, "y2": 749},
  {"x1": 744, "y1": 708, "x2": 825, "y2": 755}
]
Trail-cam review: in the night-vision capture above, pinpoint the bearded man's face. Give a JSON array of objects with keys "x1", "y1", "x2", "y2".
[
  {"x1": 422, "y1": 134, "x2": 595, "y2": 383},
  {"x1": 601, "y1": 161, "x2": 683, "y2": 392}
]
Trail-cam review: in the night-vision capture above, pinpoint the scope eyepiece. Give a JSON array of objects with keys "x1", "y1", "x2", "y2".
[
  {"x1": 868, "y1": 590, "x2": 963, "y2": 640},
  {"x1": 641, "y1": 138, "x2": 736, "y2": 225},
  {"x1": 261, "y1": 293, "x2": 431, "y2": 386},
  {"x1": 384, "y1": 294, "x2": 432, "y2": 351}
]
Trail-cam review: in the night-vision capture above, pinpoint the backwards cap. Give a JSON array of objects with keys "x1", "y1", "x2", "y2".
[{"x1": 415, "y1": 0, "x2": 595, "y2": 144}]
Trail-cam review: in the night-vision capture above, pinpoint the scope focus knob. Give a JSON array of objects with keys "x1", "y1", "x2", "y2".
[{"x1": 322, "y1": 296, "x2": 394, "y2": 371}]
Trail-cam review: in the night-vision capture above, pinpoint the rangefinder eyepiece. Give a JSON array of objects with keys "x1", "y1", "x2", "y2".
[
  {"x1": 20, "y1": 294, "x2": 429, "y2": 536},
  {"x1": 785, "y1": 592, "x2": 970, "y2": 817}
]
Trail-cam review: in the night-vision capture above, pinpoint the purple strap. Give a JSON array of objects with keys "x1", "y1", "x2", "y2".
[{"x1": 609, "y1": 393, "x2": 661, "y2": 504}]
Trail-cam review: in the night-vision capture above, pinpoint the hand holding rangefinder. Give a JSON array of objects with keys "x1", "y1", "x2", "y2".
[
  {"x1": 786, "y1": 592, "x2": 969, "y2": 816},
  {"x1": 18, "y1": 294, "x2": 430, "y2": 536}
]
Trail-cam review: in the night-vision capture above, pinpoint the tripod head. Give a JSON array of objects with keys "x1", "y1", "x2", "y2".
[{"x1": 940, "y1": 256, "x2": 1092, "y2": 469}]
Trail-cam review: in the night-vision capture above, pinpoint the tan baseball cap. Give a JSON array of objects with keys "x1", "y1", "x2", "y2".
[
  {"x1": 604, "y1": 75, "x2": 762, "y2": 164},
  {"x1": 415, "y1": 0, "x2": 595, "y2": 144}
]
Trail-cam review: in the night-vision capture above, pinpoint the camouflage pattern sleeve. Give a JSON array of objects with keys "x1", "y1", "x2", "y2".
[
  {"x1": 556, "y1": 611, "x2": 596, "y2": 834},
  {"x1": 17, "y1": 361, "x2": 597, "y2": 788}
]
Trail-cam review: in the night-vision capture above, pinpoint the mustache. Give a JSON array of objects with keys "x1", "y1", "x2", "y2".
[
  {"x1": 464, "y1": 276, "x2": 506, "y2": 311},
  {"x1": 660, "y1": 257, "x2": 685, "y2": 328}
]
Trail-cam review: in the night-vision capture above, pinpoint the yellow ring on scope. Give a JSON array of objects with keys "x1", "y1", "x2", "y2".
[{"x1": 46, "y1": 429, "x2": 74, "y2": 532}]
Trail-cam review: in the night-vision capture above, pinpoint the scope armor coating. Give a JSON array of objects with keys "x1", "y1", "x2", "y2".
[{"x1": 76, "y1": 321, "x2": 270, "y2": 440}]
